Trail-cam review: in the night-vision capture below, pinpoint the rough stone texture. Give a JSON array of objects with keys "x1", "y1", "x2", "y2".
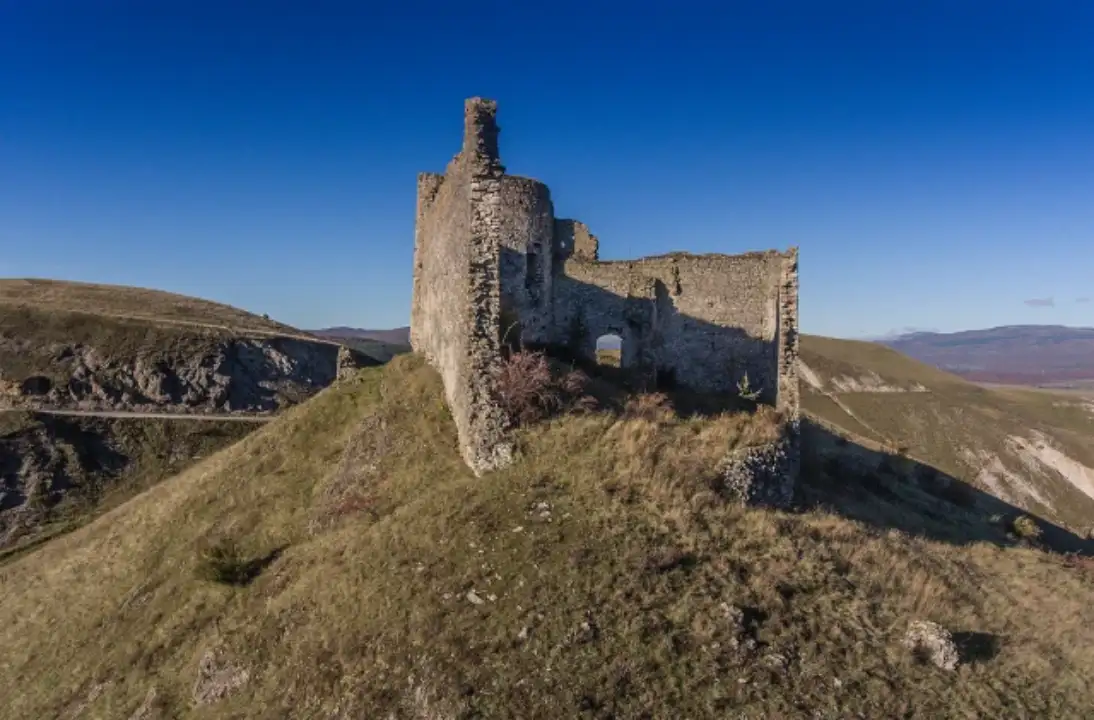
[
  {"x1": 410, "y1": 98, "x2": 514, "y2": 475},
  {"x1": 412, "y1": 98, "x2": 801, "y2": 477},
  {"x1": 903, "y1": 620, "x2": 960, "y2": 671},
  {"x1": 0, "y1": 335, "x2": 353, "y2": 415},
  {"x1": 335, "y1": 345, "x2": 371, "y2": 382},
  {"x1": 497, "y1": 175, "x2": 556, "y2": 346},
  {"x1": 552, "y1": 251, "x2": 795, "y2": 399},
  {"x1": 554, "y1": 219, "x2": 600, "y2": 262},
  {"x1": 776, "y1": 247, "x2": 800, "y2": 418},
  {"x1": 716, "y1": 431, "x2": 798, "y2": 508}
]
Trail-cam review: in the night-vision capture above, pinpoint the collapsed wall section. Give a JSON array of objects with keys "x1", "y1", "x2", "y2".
[{"x1": 410, "y1": 98, "x2": 513, "y2": 475}]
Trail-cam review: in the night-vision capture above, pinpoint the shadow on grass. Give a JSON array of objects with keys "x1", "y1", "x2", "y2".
[
  {"x1": 537, "y1": 346, "x2": 759, "y2": 419},
  {"x1": 196, "y1": 542, "x2": 288, "y2": 587},
  {"x1": 953, "y1": 631, "x2": 1002, "y2": 664},
  {"x1": 799, "y1": 417, "x2": 1094, "y2": 557}
]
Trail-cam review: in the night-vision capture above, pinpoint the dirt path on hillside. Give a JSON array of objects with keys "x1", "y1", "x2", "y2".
[{"x1": 0, "y1": 407, "x2": 272, "y2": 423}]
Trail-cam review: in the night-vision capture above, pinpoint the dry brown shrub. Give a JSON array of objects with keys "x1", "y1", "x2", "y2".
[
  {"x1": 493, "y1": 351, "x2": 595, "y2": 426},
  {"x1": 622, "y1": 392, "x2": 674, "y2": 422}
]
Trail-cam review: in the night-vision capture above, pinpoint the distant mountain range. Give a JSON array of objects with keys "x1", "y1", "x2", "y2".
[
  {"x1": 309, "y1": 326, "x2": 411, "y2": 345},
  {"x1": 879, "y1": 325, "x2": 1094, "y2": 386}
]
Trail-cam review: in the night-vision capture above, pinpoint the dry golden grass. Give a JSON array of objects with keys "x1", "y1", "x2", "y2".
[
  {"x1": 0, "y1": 356, "x2": 1092, "y2": 717},
  {"x1": 0, "y1": 412, "x2": 258, "y2": 562},
  {"x1": 801, "y1": 334, "x2": 1094, "y2": 532},
  {"x1": 0, "y1": 278, "x2": 302, "y2": 337},
  {"x1": 595, "y1": 347, "x2": 622, "y2": 368}
]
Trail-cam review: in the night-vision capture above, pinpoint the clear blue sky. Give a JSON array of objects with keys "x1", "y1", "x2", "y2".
[{"x1": 2, "y1": 1, "x2": 1092, "y2": 338}]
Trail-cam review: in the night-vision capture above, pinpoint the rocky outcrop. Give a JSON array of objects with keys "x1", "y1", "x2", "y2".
[
  {"x1": 903, "y1": 620, "x2": 959, "y2": 670},
  {"x1": 716, "y1": 428, "x2": 799, "y2": 508},
  {"x1": 1, "y1": 337, "x2": 377, "y2": 415},
  {"x1": 336, "y1": 345, "x2": 370, "y2": 382},
  {"x1": 0, "y1": 413, "x2": 256, "y2": 550}
]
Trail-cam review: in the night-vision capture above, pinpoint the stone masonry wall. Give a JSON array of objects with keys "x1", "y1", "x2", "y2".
[
  {"x1": 497, "y1": 175, "x2": 556, "y2": 346},
  {"x1": 552, "y1": 262, "x2": 659, "y2": 371},
  {"x1": 776, "y1": 247, "x2": 800, "y2": 420},
  {"x1": 410, "y1": 99, "x2": 513, "y2": 475},
  {"x1": 552, "y1": 250, "x2": 793, "y2": 403}
]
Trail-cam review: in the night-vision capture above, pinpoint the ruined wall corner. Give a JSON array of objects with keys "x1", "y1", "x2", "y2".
[
  {"x1": 553, "y1": 218, "x2": 600, "y2": 263},
  {"x1": 462, "y1": 97, "x2": 504, "y2": 175},
  {"x1": 776, "y1": 246, "x2": 801, "y2": 422}
]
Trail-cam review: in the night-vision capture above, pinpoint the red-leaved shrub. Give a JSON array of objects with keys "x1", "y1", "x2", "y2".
[{"x1": 493, "y1": 350, "x2": 595, "y2": 426}]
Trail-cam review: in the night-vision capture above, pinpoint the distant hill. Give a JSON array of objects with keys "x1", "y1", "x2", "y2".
[
  {"x1": 310, "y1": 326, "x2": 411, "y2": 345},
  {"x1": 0, "y1": 279, "x2": 351, "y2": 416},
  {"x1": 801, "y1": 333, "x2": 1094, "y2": 532},
  {"x1": 0, "y1": 279, "x2": 368, "y2": 556},
  {"x1": 879, "y1": 325, "x2": 1094, "y2": 386},
  {"x1": 308, "y1": 327, "x2": 411, "y2": 364}
]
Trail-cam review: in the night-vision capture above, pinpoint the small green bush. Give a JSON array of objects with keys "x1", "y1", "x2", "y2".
[
  {"x1": 736, "y1": 373, "x2": 761, "y2": 402},
  {"x1": 1011, "y1": 515, "x2": 1043, "y2": 542}
]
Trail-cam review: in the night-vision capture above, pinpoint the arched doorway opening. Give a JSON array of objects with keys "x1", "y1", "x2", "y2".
[{"x1": 595, "y1": 333, "x2": 623, "y2": 368}]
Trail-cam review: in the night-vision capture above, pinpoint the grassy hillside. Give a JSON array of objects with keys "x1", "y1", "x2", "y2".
[
  {"x1": 801, "y1": 334, "x2": 1094, "y2": 531},
  {"x1": 0, "y1": 280, "x2": 353, "y2": 418},
  {"x1": 0, "y1": 280, "x2": 349, "y2": 567},
  {"x1": 1, "y1": 355, "x2": 1092, "y2": 718},
  {"x1": 0, "y1": 411, "x2": 258, "y2": 560},
  {"x1": 0, "y1": 304, "x2": 230, "y2": 391},
  {"x1": 0, "y1": 278, "x2": 303, "y2": 337}
]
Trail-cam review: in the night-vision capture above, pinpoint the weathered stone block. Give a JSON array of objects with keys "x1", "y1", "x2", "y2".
[{"x1": 715, "y1": 428, "x2": 799, "y2": 508}]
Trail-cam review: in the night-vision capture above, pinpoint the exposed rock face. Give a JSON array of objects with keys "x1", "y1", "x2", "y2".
[
  {"x1": 903, "y1": 620, "x2": 959, "y2": 671},
  {"x1": 336, "y1": 345, "x2": 370, "y2": 382},
  {"x1": 0, "y1": 413, "x2": 255, "y2": 550},
  {"x1": 716, "y1": 428, "x2": 799, "y2": 508},
  {"x1": 1, "y1": 337, "x2": 372, "y2": 414}
]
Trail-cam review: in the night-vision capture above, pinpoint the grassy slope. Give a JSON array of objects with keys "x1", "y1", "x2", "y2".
[
  {"x1": 0, "y1": 412, "x2": 258, "y2": 560},
  {"x1": 0, "y1": 305, "x2": 230, "y2": 389},
  {"x1": 801, "y1": 335, "x2": 1094, "y2": 530},
  {"x1": 1, "y1": 355, "x2": 1092, "y2": 718},
  {"x1": 0, "y1": 280, "x2": 325, "y2": 562},
  {"x1": 0, "y1": 279, "x2": 337, "y2": 392},
  {"x1": 0, "y1": 279, "x2": 300, "y2": 336}
]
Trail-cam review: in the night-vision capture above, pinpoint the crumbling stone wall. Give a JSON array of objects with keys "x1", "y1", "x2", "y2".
[
  {"x1": 410, "y1": 99, "x2": 513, "y2": 475},
  {"x1": 552, "y1": 251, "x2": 795, "y2": 404},
  {"x1": 776, "y1": 248, "x2": 800, "y2": 419},
  {"x1": 497, "y1": 176, "x2": 555, "y2": 346},
  {"x1": 411, "y1": 97, "x2": 800, "y2": 477}
]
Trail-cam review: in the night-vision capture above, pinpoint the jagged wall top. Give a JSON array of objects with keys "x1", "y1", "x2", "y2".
[{"x1": 461, "y1": 97, "x2": 504, "y2": 171}]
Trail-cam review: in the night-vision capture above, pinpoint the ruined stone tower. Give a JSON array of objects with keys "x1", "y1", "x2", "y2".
[{"x1": 412, "y1": 97, "x2": 800, "y2": 477}]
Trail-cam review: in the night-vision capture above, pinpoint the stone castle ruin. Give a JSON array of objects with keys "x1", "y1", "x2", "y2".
[{"x1": 411, "y1": 97, "x2": 800, "y2": 486}]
